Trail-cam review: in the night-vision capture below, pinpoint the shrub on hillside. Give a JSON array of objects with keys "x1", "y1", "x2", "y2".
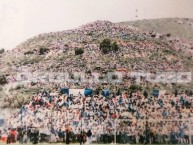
[
  {"x1": 24, "y1": 50, "x2": 34, "y2": 55},
  {"x1": 0, "y1": 75, "x2": 7, "y2": 85},
  {"x1": 100, "y1": 39, "x2": 111, "y2": 54},
  {"x1": 39, "y1": 47, "x2": 49, "y2": 55},
  {"x1": 75, "y1": 48, "x2": 84, "y2": 55},
  {"x1": 100, "y1": 39, "x2": 119, "y2": 54}
]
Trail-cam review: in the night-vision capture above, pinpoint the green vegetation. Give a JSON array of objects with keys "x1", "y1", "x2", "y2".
[
  {"x1": 100, "y1": 39, "x2": 119, "y2": 54},
  {"x1": 39, "y1": 47, "x2": 49, "y2": 55},
  {"x1": 24, "y1": 50, "x2": 34, "y2": 55},
  {"x1": 100, "y1": 39, "x2": 111, "y2": 54},
  {"x1": 0, "y1": 75, "x2": 7, "y2": 85},
  {"x1": 19, "y1": 55, "x2": 44, "y2": 65},
  {"x1": 75, "y1": 48, "x2": 84, "y2": 55}
]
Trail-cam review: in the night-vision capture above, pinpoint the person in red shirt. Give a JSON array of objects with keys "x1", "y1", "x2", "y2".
[
  {"x1": 11, "y1": 130, "x2": 17, "y2": 143},
  {"x1": 7, "y1": 129, "x2": 16, "y2": 144}
]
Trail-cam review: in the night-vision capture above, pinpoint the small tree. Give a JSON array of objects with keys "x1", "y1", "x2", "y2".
[
  {"x1": 100, "y1": 39, "x2": 111, "y2": 54},
  {"x1": 100, "y1": 39, "x2": 119, "y2": 54},
  {"x1": 75, "y1": 48, "x2": 84, "y2": 55},
  {"x1": 39, "y1": 47, "x2": 49, "y2": 55},
  {"x1": 0, "y1": 75, "x2": 7, "y2": 85}
]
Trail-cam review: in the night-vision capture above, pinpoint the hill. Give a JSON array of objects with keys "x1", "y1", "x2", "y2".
[{"x1": 0, "y1": 19, "x2": 193, "y2": 108}]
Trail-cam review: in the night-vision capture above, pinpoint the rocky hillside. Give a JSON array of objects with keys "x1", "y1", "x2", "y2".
[
  {"x1": 0, "y1": 19, "x2": 193, "y2": 108},
  {"x1": 119, "y1": 18, "x2": 193, "y2": 40}
]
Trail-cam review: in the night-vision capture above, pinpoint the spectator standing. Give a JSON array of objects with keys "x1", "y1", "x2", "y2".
[
  {"x1": 86, "y1": 129, "x2": 92, "y2": 144},
  {"x1": 66, "y1": 129, "x2": 71, "y2": 145}
]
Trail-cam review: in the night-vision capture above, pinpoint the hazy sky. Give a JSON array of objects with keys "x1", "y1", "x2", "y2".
[{"x1": 0, "y1": 0, "x2": 193, "y2": 50}]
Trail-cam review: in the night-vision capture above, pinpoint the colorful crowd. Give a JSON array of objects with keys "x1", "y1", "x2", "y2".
[{"x1": 0, "y1": 88, "x2": 193, "y2": 144}]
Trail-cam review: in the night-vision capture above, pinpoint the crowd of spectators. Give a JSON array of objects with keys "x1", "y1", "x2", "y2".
[{"x1": 0, "y1": 88, "x2": 192, "y2": 144}]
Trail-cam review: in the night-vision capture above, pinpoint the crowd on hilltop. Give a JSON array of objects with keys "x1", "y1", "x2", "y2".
[
  {"x1": 0, "y1": 88, "x2": 193, "y2": 144},
  {"x1": 3, "y1": 20, "x2": 190, "y2": 86}
]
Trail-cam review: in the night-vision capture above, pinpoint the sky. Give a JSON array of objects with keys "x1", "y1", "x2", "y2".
[{"x1": 0, "y1": 0, "x2": 193, "y2": 50}]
